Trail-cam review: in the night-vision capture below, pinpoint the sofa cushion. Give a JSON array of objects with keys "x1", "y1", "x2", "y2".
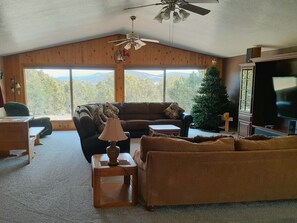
[
  {"x1": 93, "y1": 105, "x2": 107, "y2": 132},
  {"x1": 140, "y1": 135, "x2": 235, "y2": 162},
  {"x1": 243, "y1": 134, "x2": 272, "y2": 140},
  {"x1": 120, "y1": 114, "x2": 156, "y2": 120},
  {"x1": 124, "y1": 120, "x2": 152, "y2": 131},
  {"x1": 122, "y1": 103, "x2": 150, "y2": 114},
  {"x1": 235, "y1": 136, "x2": 297, "y2": 151},
  {"x1": 164, "y1": 103, "x2": 185, "y2": 119},
  {"x1": 149, "y1": 103, "x2": 171, "y2": 114},
  {"x1": 193, "y1": 135, "x2": 232, "y2": 143},
  {"x1": 151, "y1": 132, "x2": 230, "y2": 142},
  {"x1": 151, "y1": 131, "x2": 192, "y2": 141},
  {"x1": 104, "y1": 102, "x2": 119, "y2": 118}
]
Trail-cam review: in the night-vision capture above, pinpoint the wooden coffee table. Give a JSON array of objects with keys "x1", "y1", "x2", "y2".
[
  {"x1": 148, "y1": 124, "x2": 181, "y2": 136},
  {"x1": 91, "y1": 153, "x2": 137, "y2": 208}
]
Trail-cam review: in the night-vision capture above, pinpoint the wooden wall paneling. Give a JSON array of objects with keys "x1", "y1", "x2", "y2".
[
  {"x1": 104, "y1": 39, "x2": 116, "y2": 65},
  {"x1": 95, "y1": 40, "x2": 105, "y2": 65},
  {"x1": 115, "y1": 63, "x2": 124, "y2": 102},
  {"x1": 3, "y1": 34, "x2": 224, "y2": 130},
  {"x1": 52, "y1": 45, "x2": 68, "y2": 65},
  {"x1": 66, "y1": 42, "x2": 83, "y2": 65},
  {"x1": 3, "y1": 55, "x2": 22, "y2": 102},
  {"x1": 51, "y1": 120, "x2": 75, "y2": 130},
  {"x1": 82, "y1": 40, "x2": 99, "y2": 65}
]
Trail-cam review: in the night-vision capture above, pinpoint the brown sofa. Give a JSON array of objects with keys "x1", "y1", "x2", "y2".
[
  {"x1": 74, "y1": 102, "x2": 193, "y2": 138},
  {"x1": 133, "y1": 135, "x2": 297, "y2": 210},
  {"x1": 73, "y1": 102, "x2": 192, "y2": 162}
]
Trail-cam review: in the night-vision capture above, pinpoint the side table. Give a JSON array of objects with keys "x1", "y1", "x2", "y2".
[{"x1": 91, "y1": 153, "x2": 138, "y2": 208}]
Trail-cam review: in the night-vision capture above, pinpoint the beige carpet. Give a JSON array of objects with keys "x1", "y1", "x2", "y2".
[{"x1": 0, "y1": 130, "x2": 297, "y2": 223}]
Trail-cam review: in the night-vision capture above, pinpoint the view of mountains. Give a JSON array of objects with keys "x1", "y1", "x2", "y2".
[{"x1": 54, "y1": 70, "x2": 199, "y2": 84}]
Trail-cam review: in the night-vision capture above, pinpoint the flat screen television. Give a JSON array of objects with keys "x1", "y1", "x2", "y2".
[{"x1": 272, "y1": 76, "x2": 297, "y2": 119}]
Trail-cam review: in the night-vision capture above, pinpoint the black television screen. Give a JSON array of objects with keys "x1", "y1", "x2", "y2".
[{"x1": 273, "y1": 76, "x2": 297, "y2": 118}]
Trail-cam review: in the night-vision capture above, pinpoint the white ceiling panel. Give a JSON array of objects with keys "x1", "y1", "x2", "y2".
[{"x1": 0, "y1": 0, "x2": 297, "y2": 57}]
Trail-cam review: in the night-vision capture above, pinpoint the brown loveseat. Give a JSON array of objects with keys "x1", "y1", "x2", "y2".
[{"x1": 133, "y1": 135, "x2": 297, "y2": 210}]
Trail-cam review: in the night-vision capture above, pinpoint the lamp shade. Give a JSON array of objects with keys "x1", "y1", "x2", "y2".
[
  {"x1": 98, "y1": 118, "x2": 127, "y2": 142},
  {"x1": 179, "y1": 9, "x2": 190, "y2": 21},
  {"x1": 161, "y1": 7, "x2": 171, "y2": 20},
  {"x1": 173, "y1": 11, "x2": 181, "y2": 23},
  {"x1": 124, "y1": 42, "x2": 132, "y2": 50},
  {"x1": 154, "y1": 12, "x2": 163, "y2": 23}
]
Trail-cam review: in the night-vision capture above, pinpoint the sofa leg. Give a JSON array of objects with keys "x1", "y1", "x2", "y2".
[{"x1": 146, "y1": 205, "x2": 155, "y2": 212}]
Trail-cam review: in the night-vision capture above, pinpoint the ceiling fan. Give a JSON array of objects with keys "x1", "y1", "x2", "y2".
[
  {"x1": 124, "y1": 0, "x2": 219, "y2": 23},
  {"x1": 108, "y1": 16, "x2": 159, "y2": 50}
]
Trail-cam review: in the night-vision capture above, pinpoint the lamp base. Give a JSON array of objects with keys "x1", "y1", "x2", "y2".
[{"x1": 106, "y1": 141, "x2": 120, "y2": 166}]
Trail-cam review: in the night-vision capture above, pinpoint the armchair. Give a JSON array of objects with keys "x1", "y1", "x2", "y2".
[{"x1": 4, "y1": 101, "x2": 53, "y2": 138}]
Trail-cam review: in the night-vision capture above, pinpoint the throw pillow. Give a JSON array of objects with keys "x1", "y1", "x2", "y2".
[
  {"x1": 103, "y1": 102, "x2": 119, "y2": 118},
  {"x1": 164, "y1": 103, "x2": 185, "y2": 119},
  {"x1": 93, "y1": 105, "x2": 107, "y2": 132}
]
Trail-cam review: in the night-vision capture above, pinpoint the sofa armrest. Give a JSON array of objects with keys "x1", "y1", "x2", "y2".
[
  {"x1": 73, "y1": 111, "x2": 97, "y2": 139},
  {"x1": 81, "y1": 132, "x2": 131, "y2": 163},
  {"x1": 133, "y1": 150, "x2": 146, "y2": 171},
  {"x1": 180, "y1": 112, "x2": 193, "y2": 137},
  {"x1": 180, "y1": 112, "x2": 193, "y2": 122}
]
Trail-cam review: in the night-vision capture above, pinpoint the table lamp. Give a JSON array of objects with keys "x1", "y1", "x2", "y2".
[{"x1": 98, "y1": 117, "x2": 127, "y2": 166}]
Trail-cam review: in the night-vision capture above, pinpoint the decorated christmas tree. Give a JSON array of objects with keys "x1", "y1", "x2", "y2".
[{"x1": 191, "y1": 66, "x2": 230, "y2": 131}]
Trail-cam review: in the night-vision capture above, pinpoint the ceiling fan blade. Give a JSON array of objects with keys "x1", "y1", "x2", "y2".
[
  {"x1": 140, "y1": 38, "x2": 159, "y2": 43},
  {"x1": 180, "y1": 4, "x2": 210, "y2": 15},
  {"x1": 124, "y1": 3, "x2": 163, "y2": 10},
  {"x1": 115, "y1": 40, "x2": 130, "y2": 46},
  {"x1": 108, "y1": 38, "x2": 128, "y2": 43},
  {"x1": 187, "y1": 0, "x2": 218, "y2": 3}
]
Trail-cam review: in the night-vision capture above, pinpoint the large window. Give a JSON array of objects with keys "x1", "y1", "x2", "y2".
[
  {"x1": 72, "y1": 69, "x2": 115, "y2": 108},
  {"x1": 124, "y1": 69, "x2": 164, "y2": 102},
  {"x1": 25, "y1": 68, "x2": 115, "y2": 120},
  {"x1": 125, "y1": 68, "x2": 205, "y2": 113},
  {"x1": 165, "y1": 69, "x2": 205, "y2": 113}
]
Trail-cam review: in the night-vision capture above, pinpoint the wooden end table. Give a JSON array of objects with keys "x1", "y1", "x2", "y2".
[
  {"x1": 91, "y1": 153, "x2": 138, "y2": 208},
  {"x1": 0, "y1": 116, "x2": 35, "y2": 163},
  {"x1": 148, "y1": 124, "x2": 181, "y2": 136}
]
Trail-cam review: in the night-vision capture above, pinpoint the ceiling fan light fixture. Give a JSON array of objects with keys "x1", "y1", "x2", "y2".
[
  {"x1": 161, "y1": 7, "x2": 171, "y2": 20},
  {"x1": 173, "y1": 11, "x2": 182, "y2": 23},
  {"x1": 134, "y1": 44, "x2": 140, "y2": 50},
  {"x1": 154, "y1": 12, "x2": 163, "y2": 23},
  {"x1": 179, "y1": 9, "x2": 190, "y2": 20},
  {"x1": 124, "y1": 42, "x2": 132, "y2": 50},
  {"x1": 134, "y1": 43, "x2": 142, "y2": 50}
]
